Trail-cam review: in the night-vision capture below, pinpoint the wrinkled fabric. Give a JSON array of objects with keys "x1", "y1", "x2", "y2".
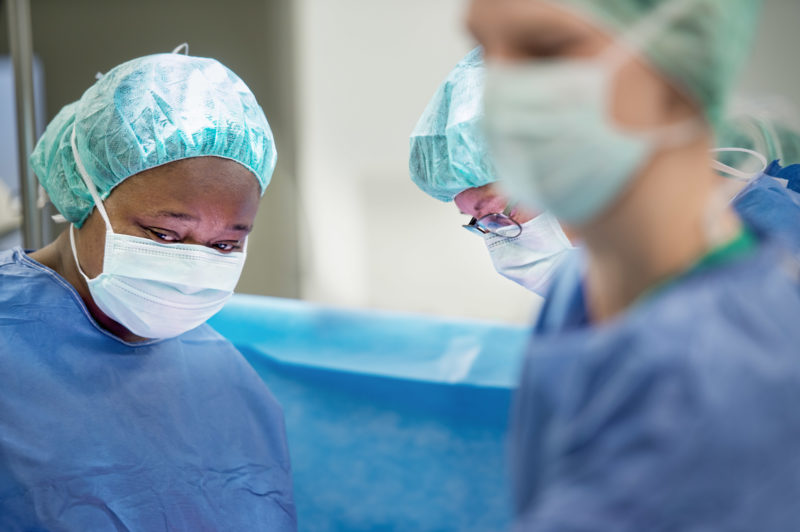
[
  {"x1": 733, "y1": 165, "x2": 800, "y2": 250},
  {"x1": 510, "y1": 211, "x2": 800, "y2": 530},
  {"x1": 549, "y1": 0, "x2": 762, "y2": 129},
  {"x1": 766, "y1": 159, "x2": 800, "y2": 194},
  {"x1": 0, "y1": 248, "x2": 296, "y2": 531},
  {"x1": 409, "y1": 47, "x2": 495, "y2": 202},
  {"x1": 31, "y1": 53, "x2": 276, "y2": 227},
  {"x1": 211, "y1": 295, "x2": 528, "y2": 530}
]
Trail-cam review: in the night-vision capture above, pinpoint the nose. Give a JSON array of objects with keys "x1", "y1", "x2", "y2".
[{"x1": 474, "y1": 196, "x2": 511, "y2": 219}]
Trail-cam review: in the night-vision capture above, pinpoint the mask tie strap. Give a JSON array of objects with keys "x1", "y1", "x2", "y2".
[
  {"x1": 171, "y1": 43, "x2": 189, "y2": 55},
  {"x1": 70, "y1": 125, "x2": 114, "y2": 234},
  {"x1": 68, "y1": 224, "x2": 93, "y2": 283},
  {"x1": 710, "y1": 147, "x2": 768, "y2": 182},
  {"x1": 597, "y1": 0, "x2": 697, "y2": 70}
]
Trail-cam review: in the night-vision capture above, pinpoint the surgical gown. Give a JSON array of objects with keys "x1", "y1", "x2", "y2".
[
  {"x1": 733, "y1": 165, "x2": 800, "y2": 250},
  {"x1": 511, "y1": 210, "x2": 800, "y2": 530},
  {"x1": 0, "y1": 248, "x2": 296, "y2": 531}
]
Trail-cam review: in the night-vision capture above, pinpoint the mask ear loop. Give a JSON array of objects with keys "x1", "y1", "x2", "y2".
[
  {"x1": 69, "y1": 125, "x2": 116, "y2": 282},
  {"x1": 70, "y1": 125, "x2": 114, "y2": 235},
  {"x1": 592, "y1": 0, "x2": 707, "y2": 147},
  {"x1": 68, "y1": 223, "x2": 94, "y2": 283},
  {"x1": 596, "y1": 0, "x2": 697, "y2": 68}
]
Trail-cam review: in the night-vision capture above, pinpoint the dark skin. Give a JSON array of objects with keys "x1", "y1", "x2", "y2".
[{"x1": 30, "y1": 156, "x2": 261, "y2": 343}]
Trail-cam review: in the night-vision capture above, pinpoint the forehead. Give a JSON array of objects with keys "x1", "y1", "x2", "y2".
[
  {"x1": 468, "y1": 0, "x2": 604, "y2": 43},
  {"x1": 454, "y1": 183, "x2": 503, "y2": 207},
  {"x1": 105, "y1": 157, "x2": 261, "y2": 217}
]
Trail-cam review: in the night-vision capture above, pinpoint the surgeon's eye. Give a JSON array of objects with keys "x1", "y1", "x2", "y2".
[
  {"x1": 212, "y1": 242, "x2": 240, "y2": 253},
  {"x1": 147, "y1": 228, "x2": 180, "y2": 243},
  {"x1": 516, "y1": 33, "x2": 586, "y2": 60}
]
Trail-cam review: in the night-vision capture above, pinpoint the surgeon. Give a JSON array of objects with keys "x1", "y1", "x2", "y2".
[
  {"x1": 410, "y1": 48, "x2": 575, "y2": 297},
  {"x1": 468, "y1": 0, "x2": 800, "y2": 528},
  {"x1": 0, "y1": 50, "x2": 296, "y2": 530},
  {"x1": 410, "y1": 47, "x2": 800, "y2": 297}
]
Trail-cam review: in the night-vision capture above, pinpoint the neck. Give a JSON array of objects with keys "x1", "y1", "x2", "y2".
[
  {"x1": 29, "y1": 229, "x2": 149, "y2": 343},
  {"x1": 576, "y1": 137, "x2": 741, "y2": 322}
]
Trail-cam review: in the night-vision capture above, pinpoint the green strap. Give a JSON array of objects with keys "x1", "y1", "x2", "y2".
[{"x1": 692, "y1": 227, "x2": 758, "y2": 273}]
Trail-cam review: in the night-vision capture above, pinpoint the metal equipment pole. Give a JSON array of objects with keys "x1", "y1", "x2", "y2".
[{"x1": 6, "y1": 0, "x2": 41, "y2": 249}]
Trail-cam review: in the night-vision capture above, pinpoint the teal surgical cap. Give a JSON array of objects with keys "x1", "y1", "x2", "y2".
[
  {"x1": 552, "y1": 0, "x2": 762, "y2": 130},
  {"x1": 409, "y1": 48, "x2": 496, "y2": 202},
  {"x1": 31, "y1": 52, "x2": 276, "y2": 227}
]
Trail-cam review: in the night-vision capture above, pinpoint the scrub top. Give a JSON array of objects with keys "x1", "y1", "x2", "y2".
[
  {"x1": 511, "y1": 211, "x2": 800, "y2": 530},
  {"x1": 0, "y1": 248, "x2": 296, "y2": 531}
]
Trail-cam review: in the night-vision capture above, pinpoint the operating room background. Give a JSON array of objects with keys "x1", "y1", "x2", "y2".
[{"x1": 1, "y1": 0, "x2": 798, "y2": 324}]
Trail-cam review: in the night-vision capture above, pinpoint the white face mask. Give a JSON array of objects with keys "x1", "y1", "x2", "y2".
[
  {"x1": 69, "y1": 128, "x2": 247, "y2": 339},
  {"x1": 484, "y1": 211, "x2": 574, "y2": 296}
]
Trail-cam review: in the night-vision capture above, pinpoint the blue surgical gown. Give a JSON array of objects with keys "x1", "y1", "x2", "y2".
[
  {"x1": 733, "y1": 164, "x2": 800, "y2": 250},
  {"x1": 511, "y1": 208, "x2": 800, "y2": 530},
  {"x1": 765, "y1": 160, "x2": 800, "y2": 194},
  {"x1": 0, "y1": 248, "x2": 296, "y2": 531}
]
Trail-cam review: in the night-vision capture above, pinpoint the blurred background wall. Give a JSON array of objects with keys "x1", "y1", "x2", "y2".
[{"x1": 2, "y1": 0, "x2": 799, "y2": 323}]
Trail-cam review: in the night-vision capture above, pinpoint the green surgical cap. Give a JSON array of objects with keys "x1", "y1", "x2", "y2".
[
  {"x1": 31, "y1": 52, "x2": 276, "y2": 227},
  {"x1": 552, "y1": 0, "x2": 762, "y2": 130},
  {"x1": 409, "y1": 48, "x2": 497, "y2": 202}
]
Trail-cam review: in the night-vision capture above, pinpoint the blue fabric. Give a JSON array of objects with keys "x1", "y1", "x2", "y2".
[
  {"x1": 733, "y1": 171, "x2": 800, "y2": 251},
  {"x1": 210, "y1": 295, "x2": 530, "y2": 531},
  {"x1": 766, "y1": 159, "x2": 800, "y2": 194},
  {"x1": 0, "y1": 249, "x2": 296, "y2": 531},
  {"x1": 511, "y1": 215, "x2": 800, "y2": 529}
]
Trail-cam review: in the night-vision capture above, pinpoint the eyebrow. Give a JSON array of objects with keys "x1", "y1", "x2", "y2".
[
  {"x1": 154, "y1": 210, "x2": 197, "y2": 221},
  {"x1": 152, "y1": 211, "x2": 253, "y2": 233},
  {"x1": 230, "y1": 223, "x2": 253, "y2": 233}
]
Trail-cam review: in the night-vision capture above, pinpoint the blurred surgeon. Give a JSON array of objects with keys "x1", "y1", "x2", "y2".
[
  {"x1": 0, "y1": 51, "x2": 296, "y2": 530},
  {"x1": 469, "y1": 0, "x2": 800, "y2": 529},
  {"x1": 410, "y1": 48, "x2": 575, "y2": 297},
  {"x1": 410, "y1": 48, "x2": 800, "y2": 298}
]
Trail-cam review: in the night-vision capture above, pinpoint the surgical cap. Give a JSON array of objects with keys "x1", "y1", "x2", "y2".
[
  {"x1": 31, "y1": 52, "x2": 276, "y2": 227},
  {"x1": 552, "y1": 0, "x2": 762, "y2": 130},
  {"x1": 409, "y1": 48, "x2": 497, "y2": 202}
]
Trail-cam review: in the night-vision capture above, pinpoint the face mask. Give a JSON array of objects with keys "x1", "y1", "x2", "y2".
[
  {"x1": 69, "y1": 128, "x2": 247, "y2": 339},
  {"x1": 482, "y1": 0, "x2": 701, "y2": 226},
  {"x1": 484, "y1": 211, "x2": 574, "y2": 296}
]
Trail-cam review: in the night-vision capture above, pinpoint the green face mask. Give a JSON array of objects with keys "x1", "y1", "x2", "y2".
[
  {"x1": 483, "y1": 55, "x2": 654, "y2": 225},
  {"x1": 482, "y1": 0, "x2": 704, "y2": 225}
]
